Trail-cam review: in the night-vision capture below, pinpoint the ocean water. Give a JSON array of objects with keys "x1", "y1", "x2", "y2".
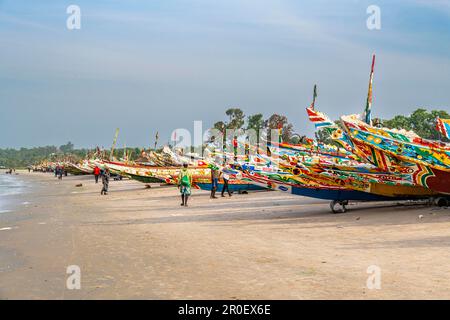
[{"x1": 0, "y1": 174, "x2": 26, "y2": 213}]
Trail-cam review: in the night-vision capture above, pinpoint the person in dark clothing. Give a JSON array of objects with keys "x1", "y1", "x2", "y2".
[
  {"x1": 93, "y1": 166, "x2": 101, "y2": 183},
  {"x1": 58, "y1": 166, "x2": 63, "y2": 180},
  {"x1": 210, "y1": 167, "x2": 219, "y2": 199},
  {"x1": 101, "y1": 168, "x2": 110, "y2": 195},
  {"x1": 221, "y1": 171, "x2": 232, "y2": 197}
]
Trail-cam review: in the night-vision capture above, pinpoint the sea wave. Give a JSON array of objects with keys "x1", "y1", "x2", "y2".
[
  {"x1": 0, "y1": 175, "x2": 28, "y2": 213},
  {"x1": 0, "y1": 175, "x2": 26, "y2": 197}
]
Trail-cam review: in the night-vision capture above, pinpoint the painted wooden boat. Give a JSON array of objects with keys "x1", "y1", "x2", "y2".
[
  {"x1": 73, "y1": 160, "x2": 94, "y2": 174},
  {"x1": 306, "y1": 106, "x2": 448, "y2": 195},
  {"x1": 103, "y1": 159, "x2": 264, "y2": 191},
  {"x1": 251, "y1": 138, "x2": 437, "y2": 198},
  {"x1": 341, "y1": 114, "x2": 450, "y2": 195},
  {"x1": 231, "y1": 163, "x2": 407, "y2": 201},
  {"x1": 119, "y1": 172, "x2": 162, "y2": 184},
  {"x1": 65, "y1": 163, "x2": 90, "y2": 175}
]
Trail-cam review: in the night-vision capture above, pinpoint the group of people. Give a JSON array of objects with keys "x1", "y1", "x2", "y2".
[
  {"x1": 210, "y1": 167, "x2": 232, "y2": 198},
  {"x1": 93, "y1": 166, "x2": 110, "y2": 195},
  {"x1": 90, "y1": 163, "x2": 232, "y2": 204},
  {"x1": 54, "y1": 165, "x2": 66, "y2": 180},
  {"x1": 177, "y1": 164, "x2": 232, "y2": 207}
]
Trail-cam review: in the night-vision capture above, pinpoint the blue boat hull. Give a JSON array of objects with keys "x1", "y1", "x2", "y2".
[{"x1": 291, "y1": 187, "x2": 404, "y2": 201}]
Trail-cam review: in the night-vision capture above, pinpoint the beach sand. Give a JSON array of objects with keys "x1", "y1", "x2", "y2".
[{"x1": 1, "y1": 171, "x2": 450, "y2": 299}]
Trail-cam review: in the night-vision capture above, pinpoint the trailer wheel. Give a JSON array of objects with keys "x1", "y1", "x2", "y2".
[
  {"x1": 330, "y1": 200, "x2": 347, "y2": 214},
  {"x1": 435, "y1": 197, "x2": 449, "y2": 207}
]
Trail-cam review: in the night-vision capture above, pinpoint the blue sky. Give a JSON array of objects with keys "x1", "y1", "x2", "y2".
[{"x1": 1, "y1": 0, "x2": 449, "y2": 148}]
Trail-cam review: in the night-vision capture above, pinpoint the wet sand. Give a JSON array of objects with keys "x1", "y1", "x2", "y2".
[{"x1": 1, "y1": 171, "x2": 450, "y2": 299}]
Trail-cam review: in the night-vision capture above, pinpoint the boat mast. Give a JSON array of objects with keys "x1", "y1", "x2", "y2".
[
  {"x1": 154, "y1": 131, "x2": 159, "y2": 150},
  {"x1": 110, "y1": 128, "x2": 119, "y2": 160},
  {"x1": 363, "y1": 54, "x2": 375, "y2": 126},
  {"x1": 311, "y1": 84, "x2": 317, "y2": 110}
]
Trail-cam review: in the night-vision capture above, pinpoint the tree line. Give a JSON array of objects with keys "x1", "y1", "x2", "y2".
[
  {"x1": 0, "y1": 143, "x2": 144, "y2": 169},
  {"x1": 213, "y1": 108, "x2": 296, "y2": 143}
]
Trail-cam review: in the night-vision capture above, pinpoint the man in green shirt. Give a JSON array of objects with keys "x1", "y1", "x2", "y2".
[{"x1": 178, "y1": 163, "x2": 192, "y2": 206}]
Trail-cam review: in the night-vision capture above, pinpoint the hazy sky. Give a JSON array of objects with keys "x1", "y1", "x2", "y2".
[{"x1": 1, "y1": 0, "x2": 449, "y2": 148}]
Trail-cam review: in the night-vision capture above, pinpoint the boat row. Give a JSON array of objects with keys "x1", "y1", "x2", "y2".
[{"x1": 36, "y1": 55, "x2": 450, "y2": 212}]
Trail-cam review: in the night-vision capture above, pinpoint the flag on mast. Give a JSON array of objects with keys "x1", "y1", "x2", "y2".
[
  {"x1": 154, "y1": 131, "x2": 159, "y2": 149},
  {"x1": 363, "y1": 54, "x2": 375, "y2": 125},
  {"x1": 311, "y1": 84, "x2": 317, "y2": 110}
]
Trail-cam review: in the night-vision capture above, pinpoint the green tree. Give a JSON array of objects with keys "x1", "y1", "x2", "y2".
[
  {"x1": 225, "y1": 108, "x2": 245, "y2": 129},
  {"x1": 213, "y1": 120, "x2": 226, "y2": 132},
  {"x1": 383, "y1": 108, "x2": 450, "y2": 140},
  {"x1": 212, "y1": 108, "x2": 245, "y2": 148},
  {"x1": 264, "y1": 114, "x2": 294, "y2": 143},
  {"x1": 315, "y1": 130, "x2": 333, "y2": 145},
  {"x1": 246, "y1": 113, "x2": 265, "y2": 132},
  {"x1": 60, "y1": 141, "x2": 74, "y2": 153},
  {"x1": 212, "y1": 108, "x2": 245, "y2": 133}
]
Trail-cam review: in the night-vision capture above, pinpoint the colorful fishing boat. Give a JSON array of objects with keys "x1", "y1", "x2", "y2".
[
  {"x1": 65, "y1": 163, "x2": 90, "y2": 175},
  {"x1": 304, "y1": 56, "x2": 450, "y2": 200},
  {"x1": 228, "y1": 162, "x2": 409, "y2": 212},
  {"x1": 336, "y1": 54, "x2": 450, "y2": 195},
  {"x1": 340, "y1": 114, "x2": 450, "y2": 195}
]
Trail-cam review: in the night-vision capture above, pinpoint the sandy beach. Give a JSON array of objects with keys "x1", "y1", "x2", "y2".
[{"x1": 1, "y1": 171, "x2": 450, "y2": 299}]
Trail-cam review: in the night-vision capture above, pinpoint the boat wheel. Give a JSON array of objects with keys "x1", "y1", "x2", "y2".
[
  {"x1": 330, "y1": 200, "x2": 347, "y2": 214},
  {"x1": 434, "y1": 197, "x2": 449, "y2": 207}
]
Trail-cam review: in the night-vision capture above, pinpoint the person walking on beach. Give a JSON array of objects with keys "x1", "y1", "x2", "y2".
[
  {"x1": 210, "y1": 167, "x2": 219, "y2": 199},
  {"x1": 93, "y1": 166, "x2": 101, "y2": 183},
  {"x1": 101, "y1": 168, "x2": 110, "y2": 195},
  {"x1": 178, "y1": 163, "x2": 192, "y2": 206},
  {"x1": 221, "y1": 170, "x2": 232, "y2": 197},
  {"x1": 58, "y1": 166, "x2": 63, "y2": 180}
]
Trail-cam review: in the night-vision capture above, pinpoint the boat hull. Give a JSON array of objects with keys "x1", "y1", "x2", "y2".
[
  {"x1": 122, "y1": 172, "x2": 163, "y2": 184},
  {"x1": 195, "y1": 182, "x2": 265, "y2": 192},
  {"x1": 291, "y1": 186, "x2": 408, "y2": 201}
]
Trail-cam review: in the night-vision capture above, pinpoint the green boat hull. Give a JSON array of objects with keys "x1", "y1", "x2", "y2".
[{"x1": 124, "y1": 172, "x2": 162, "y2": 184}]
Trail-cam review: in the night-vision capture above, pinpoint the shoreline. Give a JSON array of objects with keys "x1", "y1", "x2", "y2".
[
  {"x1": 0, "y1": 171, "x2": 36, "y2": 219},
  {"x1": 1, "y1": 171, "x2": 450, "y2": 299}
]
